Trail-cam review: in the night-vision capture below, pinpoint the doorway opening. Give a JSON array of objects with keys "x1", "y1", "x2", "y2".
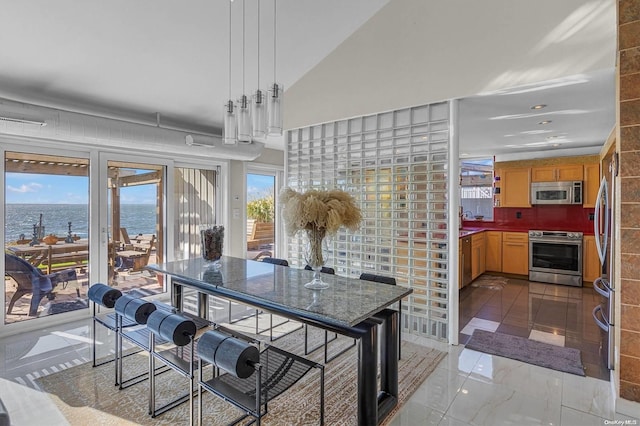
[
  {"x1": 107, "y1": 161, "x2": 164, "y2": 296},
  {"x1": 246, "y1": 173, "x2": 275, "y2": 260}
]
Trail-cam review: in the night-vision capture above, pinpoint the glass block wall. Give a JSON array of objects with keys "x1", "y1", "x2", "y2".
[{"x1": 286, "y1": 101, "x2": 450, "y2": 341}]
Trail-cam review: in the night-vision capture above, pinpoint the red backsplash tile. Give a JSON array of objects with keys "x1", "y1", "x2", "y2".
[{"x1": 463, "y1": 205, "x2": 596, "y2": 234}]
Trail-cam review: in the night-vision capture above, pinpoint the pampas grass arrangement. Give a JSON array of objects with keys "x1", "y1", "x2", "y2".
[{"x1": 280, "y1": 187, "x2": 362, "y2": 271}]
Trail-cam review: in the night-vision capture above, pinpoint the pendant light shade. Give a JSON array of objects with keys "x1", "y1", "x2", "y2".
[
  {"x1": 251, "y1": 89, "x2": 266, "y2": 138},
  {"x1": 223, "y1": 100, "x2": 237, "y2": 145},
  {"x1": 237, "y1": 94, "x2": 252, "y2": 143},
  {"x1": 267, "y1": 82, "x2": 283, "y2": 136}
]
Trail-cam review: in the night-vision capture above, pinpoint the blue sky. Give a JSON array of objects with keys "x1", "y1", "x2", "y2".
[
  {"x1": 7, "y1": 172, "x2": 274, "y2": 204},
  {"x1": 5, "y1": 173, "x2": 155, "y2": 204},
  {"x1": 247, "y1": 173, "x2": 275, "y2": 200}
]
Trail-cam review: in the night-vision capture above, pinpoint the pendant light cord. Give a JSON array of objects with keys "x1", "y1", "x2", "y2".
[
  {"x1": 256, "y1": 0, "x2": 260, "y2": 89},
  {"x1": 228, "y1": 0, "x2": 232, "y2": 101},
  {"x1": 242, "y1": 0, "x2": 246, "y2": 95},
  {"x1": 273, "y1": 0, "x2": 277, "y2": 81}
]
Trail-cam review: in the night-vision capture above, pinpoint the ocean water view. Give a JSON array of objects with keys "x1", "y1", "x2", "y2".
[{"x1": 5, "y1": 204, "x2": 157, "y2": 243}]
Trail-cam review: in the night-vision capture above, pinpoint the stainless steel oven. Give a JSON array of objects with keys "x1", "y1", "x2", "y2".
[{"x1": 528, "y1": 230, "x2": 583, "y2": 286}]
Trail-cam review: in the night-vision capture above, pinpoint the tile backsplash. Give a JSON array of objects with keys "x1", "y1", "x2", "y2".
[{"x1": 463, "y1": 205, "x2": 596, "y2": 233}]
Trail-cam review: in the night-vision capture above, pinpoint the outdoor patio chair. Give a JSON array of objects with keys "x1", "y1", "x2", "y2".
[
  {"x1": 360, "y1": 273, "x2": 401, "y2": 359},
  {"x1": 5, "y1": 253, "x2": 77, "y2": 316},
  {"x1": 197, "y1": 330, "x2": 325, "y2": 426}
]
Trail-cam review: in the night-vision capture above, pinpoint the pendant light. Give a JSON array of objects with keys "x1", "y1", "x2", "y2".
[
  {"x1": 267, "y1": 0, "x2": 283, "y2": 136},
  {"x1": 223, "y1": 0, "x2": 237, "y2": 145},
  {"x1": 237, "y1": 0, "x2": 252, "y2": 143},
  {"x1": 250, "y1": 0, "x2": 266, "y2": 139}
]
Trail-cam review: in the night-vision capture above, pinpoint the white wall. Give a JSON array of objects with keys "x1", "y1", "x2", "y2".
[{"x1": 285, "y1": 0, "x2": 616, "y2": 130}]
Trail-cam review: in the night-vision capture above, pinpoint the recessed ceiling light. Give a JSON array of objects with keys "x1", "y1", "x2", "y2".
[
  {"x1": 531, "y1": 104, "x2": 547, "y2": 110},
  {"x1": 538, "y1": 120, "x2": 552, "y2": 125}
]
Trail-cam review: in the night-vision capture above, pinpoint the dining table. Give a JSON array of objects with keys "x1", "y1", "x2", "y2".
[
  {"x1": 147, "y1": 256, "x2": 413, "y2": 426},
  {"x1": 7, "y1": 240, "x2": 89, "y2": 274}
]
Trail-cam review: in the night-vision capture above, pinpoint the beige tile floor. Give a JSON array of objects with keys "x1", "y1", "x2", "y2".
[{"x1": 0, "y1": 294, "x2": 638, "y2": 425}]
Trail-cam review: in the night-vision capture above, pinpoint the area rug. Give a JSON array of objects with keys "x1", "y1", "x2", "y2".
[
  {"x1": 466, "y1": 329, "x2": 585, "y2": 376},
  {"x1": 36, "y1": 329, "x2": 445, "y2": 425}
]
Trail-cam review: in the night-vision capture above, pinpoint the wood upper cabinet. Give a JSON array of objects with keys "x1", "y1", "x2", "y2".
[
  {"x1": 471, "y1": 232, "x2": 486, "y2": 280},
  {"x1": 531, "y1": 164, "x2": 583, "y2": 182},
  {"x1": 497, "y1": 168, "x2": 531, "y2": 207},
  {"x1": 583, "y1": 235, "x2": 600, "y2": 283},
  {"x1": 485, "y1": 231, "x2": 502, "y2": 272},
  {"x1": 501, "y1": 232, "x2": 529, "y2": 275},
  {"x1": 583, "y1": 163, "x2": 600, "y2": 208}
]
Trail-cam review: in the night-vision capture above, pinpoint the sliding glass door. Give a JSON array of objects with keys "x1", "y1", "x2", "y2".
[
  {"x1": 105, "y1": 159, "x2": 165, "y2": 297},
  {"x1": 4, "y1": 151, "x2": 90, "y2": 324}
]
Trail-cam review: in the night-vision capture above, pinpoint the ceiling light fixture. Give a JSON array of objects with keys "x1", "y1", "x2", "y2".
[
  {"x1": 223, "y1": 0, "x2": 237, "y2": 145},
  {"x1": 222, "y1": 0, "x2": 283, "y2": 145},
  {"x1": 530, "y1": 104, "x2": 547, "y2": 110}
]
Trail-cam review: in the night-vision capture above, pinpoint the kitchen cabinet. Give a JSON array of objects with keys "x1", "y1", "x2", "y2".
[
  {"x1": 459, "y1": 240, "x2": 463, "y2": 289},
  {"x1": 496, "y1": 168, "x2": 531, "y2": 207},
  {"x1": 502, "y1": 232, "x2": 529, "y2": 275},
  {"x1": 485, "y1": 231, "x2": 502, "y2": 272},
  {"x1": 583, "y1": 163, "x2": 600, "y2": 208},
  {"x1": 583, "y1": 235, "x2": 600, "y2": 283},
  {"x1": 471, "y1": 232, "x2": 486, "y2": 280},
  {"x1": 531, "y1": 164, "x2": 583, "y2": 182}
]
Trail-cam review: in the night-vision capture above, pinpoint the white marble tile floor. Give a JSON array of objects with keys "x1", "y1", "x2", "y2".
[{"x1": 0, "y1": 318, "x2": 638, "y2": 425}]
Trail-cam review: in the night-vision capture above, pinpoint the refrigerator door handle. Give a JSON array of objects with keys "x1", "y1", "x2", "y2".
[
  {"x1": 593, "y1": 277, "x2": 611, "y2": 298},
  {"x1": 592, "y1": 305, "x2": 609, "y2": 332},
  {"x1": 594, "y1": 177, "x2": 608, "y2": 264}
]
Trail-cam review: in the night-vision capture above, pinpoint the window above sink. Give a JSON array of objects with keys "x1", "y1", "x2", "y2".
[{"x1": 460, "y1": 157, "x2": 494, "y2": 221}]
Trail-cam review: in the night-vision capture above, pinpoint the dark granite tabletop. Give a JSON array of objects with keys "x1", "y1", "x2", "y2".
[{"x1": 147, "y1": 256, "x2": 412, "y2": 329}]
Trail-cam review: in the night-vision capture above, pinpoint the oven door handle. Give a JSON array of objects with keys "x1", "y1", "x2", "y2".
[{"x1": 530, "y1": 238, "x2": 582, "y2": 245}]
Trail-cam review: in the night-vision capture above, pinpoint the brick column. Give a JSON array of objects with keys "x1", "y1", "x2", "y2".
[{"x1": 618, "y1": 0, "x2": 640, "y2": 404}]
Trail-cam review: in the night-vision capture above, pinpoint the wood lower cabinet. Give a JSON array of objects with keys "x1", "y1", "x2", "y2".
[
  {"x1": 583, "y1": 235, "x2": 600, "y2": 283},
  {"x1": 471, "y1": 232, "x2": 486, "y2": 280},
  {"x1": 459, "y1": 240, "x2": 463, "y2": 289},
  {"x1": 485, "y1": 231, "x2": 502, "y2": 272},
  {"x1": 501, "y1": 232, "x2": 529, "y2": 275}
]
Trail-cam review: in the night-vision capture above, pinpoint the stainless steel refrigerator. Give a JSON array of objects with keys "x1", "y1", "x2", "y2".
[{"x1": 593, "y1": 151, "x2": 617, "y2": 370}]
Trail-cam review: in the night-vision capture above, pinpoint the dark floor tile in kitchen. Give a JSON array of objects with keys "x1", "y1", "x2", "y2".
[
  {"x1": 496, "y1": 323, "x2": 530, "y2": 338},
  {"x1": 583, "y1": 362, "x2": 610, "y2": 381},
  {"x1": 475, "y1": 306, "x2": 504, "y2": 322},
  {"x1": 459, "y1": 274, "x2": 607, "y2": 380}
]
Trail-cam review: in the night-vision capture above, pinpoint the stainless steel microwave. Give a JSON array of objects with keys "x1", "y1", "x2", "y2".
[{"x1": 531, "y1": 181, "x2": 582, "y2": 205}]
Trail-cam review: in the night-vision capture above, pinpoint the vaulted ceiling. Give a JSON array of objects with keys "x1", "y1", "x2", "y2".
[{"x1": 0, "y1": 0, "x2": 616, "y2": 156}]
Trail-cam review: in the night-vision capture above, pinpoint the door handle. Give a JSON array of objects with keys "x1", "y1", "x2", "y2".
[
  {"x1": 592, "y1": 277, "x2": 610, "y2": 298},
  {"x1": 592, "y1": 305, "x2": 609, "y2": 332},
  {"x1": 594, "y1": 178, "x2": 608, "y2": 264}
]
